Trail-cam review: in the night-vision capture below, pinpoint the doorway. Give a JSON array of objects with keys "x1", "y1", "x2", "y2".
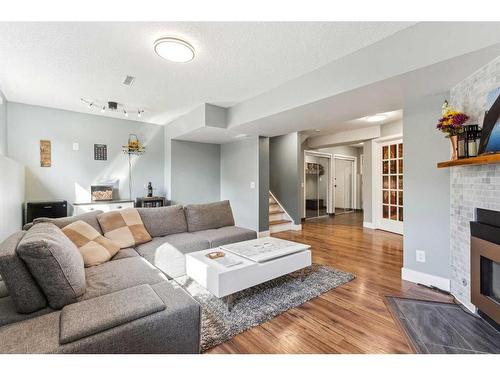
[
  {"x1": 377, "y1": 138, "x2": 404, "y2": 234},
  {"x1": 333, "y1": 155, "x2": 356, "y2": 215},
  {"x1": 304, "y1": 151, "x2": 331, "y2": 219}
]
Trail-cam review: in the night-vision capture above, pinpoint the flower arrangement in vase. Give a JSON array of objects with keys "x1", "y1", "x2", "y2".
[{"x1": 436, "y1": 101, "x2": 469, "y2": 160}]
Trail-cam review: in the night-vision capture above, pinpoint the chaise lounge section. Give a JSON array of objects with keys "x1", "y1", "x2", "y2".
[{"x1": 0, "y1": 200, "x2": 257, "y2": 353}]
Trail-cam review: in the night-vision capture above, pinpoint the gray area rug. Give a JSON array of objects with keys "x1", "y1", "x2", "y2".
[
  {"x1": 175, "y1": 264, "x2": 354, "y2": 351},
  {"x1": 386, "y1": 297, "x2": 500, "y2": 354}
]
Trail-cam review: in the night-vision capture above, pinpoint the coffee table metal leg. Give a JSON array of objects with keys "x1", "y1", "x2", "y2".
[{"x1": 225, "y1": 294, "x2": 235, "y2": 311}]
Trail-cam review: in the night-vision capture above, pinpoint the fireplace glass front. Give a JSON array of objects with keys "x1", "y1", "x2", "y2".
[{"x1": 481, "y1": 257, "x2": 500, "y2": 304}]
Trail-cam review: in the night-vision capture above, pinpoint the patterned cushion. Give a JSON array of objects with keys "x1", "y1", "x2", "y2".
[
  {"x1": 62, "y1": 221, "x2": 120, "y2": 267},
  {"x1": 97, "y1": 208, "x2": 152, "y2": 249}
]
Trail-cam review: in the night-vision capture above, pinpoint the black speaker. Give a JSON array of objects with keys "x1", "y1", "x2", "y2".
[{"x1": 25, "y1": 201, "x2": 68, "y2": 224}]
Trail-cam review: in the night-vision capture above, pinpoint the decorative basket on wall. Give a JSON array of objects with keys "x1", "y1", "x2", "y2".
[
  {"x1": 122, "y1": 134, "x2": 146, "y2": 155},
  {"x1": 122, "y1": 134, "x2": 146, "y2": 199}
]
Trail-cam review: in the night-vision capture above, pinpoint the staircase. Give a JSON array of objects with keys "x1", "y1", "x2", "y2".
[{"x1": 268, "y1": 192, "x2": 293, "y2": 233}]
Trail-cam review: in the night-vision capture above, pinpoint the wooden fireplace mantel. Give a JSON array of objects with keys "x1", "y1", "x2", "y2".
[{"x1": 437, "y1": 153, "x2": 500, "y2": 168}]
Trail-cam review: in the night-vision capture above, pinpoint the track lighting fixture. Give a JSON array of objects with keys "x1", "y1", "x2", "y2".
[{"x1": 80, "y1": 98, "x2": 144, "y2": 119}]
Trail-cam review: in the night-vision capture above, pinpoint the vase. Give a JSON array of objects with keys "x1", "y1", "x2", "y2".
[{"x1": 450, "y1": 135, "x2": 458, "y2": 161}]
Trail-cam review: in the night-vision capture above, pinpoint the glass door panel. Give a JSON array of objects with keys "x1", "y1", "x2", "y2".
[
  {"x1": 380, "y1": 140, "x2": 403, "y2": 233},
  {"x1": 305, "y1": 162, "x2": 319, "y2": 219},
  {"x1": 305, "y1": 155, "x2": 330, "y2": 219}
]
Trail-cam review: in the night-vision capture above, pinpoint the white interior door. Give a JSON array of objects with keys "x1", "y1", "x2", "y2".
[
  {"x1": 334, "y1": 157, "x2": 355, "y2": 214},
  {"x1": 334, "y1": 159, "x2": 346, "y2": 209},
  {"x1": 378, "y1": 140, "x2": 403, "y2": 234}
]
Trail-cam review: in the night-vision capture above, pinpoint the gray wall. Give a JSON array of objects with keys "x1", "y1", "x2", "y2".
[
  {"x1": 7, "y1": 102, "x2": 165, "y2": 209},
  {"x1": 220, "y1": 137, "x2": 260, "y2": 232},
  {"x1": 0, "y1": 155, "x2": 25, "y2": 241},
  {"x1": 0, "y1": 90, "x2": 6, "y2": 156},
  {"x1": 380, "y1": 119, "x2": 403, "y2": 137},
  {"x1": 270, "y1": 132, "x2": 301, "y2": 224},
  {"x1": 170, "y1": 140, "x2": 220, "y2": 205},
  {"x1": 362, "y1": 140, "x2": 373, "y2": 224},
  {"x1": 403, "y1": 92, "x2": 450, "y2": 279},
  {"x1": 259, "y1": 137, "x2": 269, "y2": 232}
]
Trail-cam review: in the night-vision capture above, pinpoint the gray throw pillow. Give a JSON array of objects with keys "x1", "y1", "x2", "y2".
[
  {"x1": 0, "y1": 231, "x2": 47, "y2": 313},
  {"x1": 184, "y1": 200, "x2": 235, "y2": 232},
  {"x1": 137, "y1": 205, "x2": 187, "y2": 237},
  {"x1": 31, "y1": 210, "x2": 104, "y2": 234},
  {"x1": 17, "y1": 223, "x2": 86, "y2": 309}
]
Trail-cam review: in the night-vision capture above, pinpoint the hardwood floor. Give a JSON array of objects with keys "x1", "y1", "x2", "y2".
[{"x1": 207, "y1": 212, "x2": 453, "y2": 354}]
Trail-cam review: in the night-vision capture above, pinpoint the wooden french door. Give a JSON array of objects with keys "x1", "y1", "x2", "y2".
[{"x1": 379, "y1": 140, "x2": 403, "y2": 234}]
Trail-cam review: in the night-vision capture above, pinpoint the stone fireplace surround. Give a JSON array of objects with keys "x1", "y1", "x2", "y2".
[{"x1": 450, "y1": 56, "x2": 500, "y2": 311}]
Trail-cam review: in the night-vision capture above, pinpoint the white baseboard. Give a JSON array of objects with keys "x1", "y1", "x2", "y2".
[
  {"x1": 258, "y1": 230, "x2": 270, "y2": 238},
  {"x1": 291, "y1": 224, "x2": 302, "y2": 231},
  {"x1": 401, "y1": 267, "x2": 451, "y2": 292},
  {"x1": 363, "y1": 221, "x2": 375, "y2": 229}
]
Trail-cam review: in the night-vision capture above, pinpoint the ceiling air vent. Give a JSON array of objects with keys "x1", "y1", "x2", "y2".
[{"x1": 123, "y1": 75, "x2": 136, "y2": 86}]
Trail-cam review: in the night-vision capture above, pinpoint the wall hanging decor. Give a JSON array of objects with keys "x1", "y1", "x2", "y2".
[
  {"x1": 122, "y1": 134, "x2": 146, "y2": 199},
  {"x1": 478, "y1": 87, "x2": 500, "y2": 155},
  {"x1": 94, "y1": 144, "x2": 108, "y2": 161},
  {"x1": 436, "y1": 100, "x2": 470, "y2": 160},
  {"x1": 40, "y1": 140, "x2": 51, "y2": 167}
]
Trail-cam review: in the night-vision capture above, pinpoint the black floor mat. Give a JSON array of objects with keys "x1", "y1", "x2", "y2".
[{"x1": 386, "y1": 297, "x2": 500, "y2": 354}]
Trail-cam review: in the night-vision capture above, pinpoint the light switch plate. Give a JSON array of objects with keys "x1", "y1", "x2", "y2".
[
  {"x1": 250, "y1": 181, "x2": 256, "y2": 189},
  {"x1": 72, "y1": 142, "x2": 79, "y2": 151}
]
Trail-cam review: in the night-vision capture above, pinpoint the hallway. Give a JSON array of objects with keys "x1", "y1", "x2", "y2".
[{"x1": 208, "y1": 213, "x2": 452, "y2": 353}]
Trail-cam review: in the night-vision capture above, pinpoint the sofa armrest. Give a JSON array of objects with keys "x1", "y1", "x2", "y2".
[{"x1": 60, "y1": 284, "x2": 165, "y2": 344}]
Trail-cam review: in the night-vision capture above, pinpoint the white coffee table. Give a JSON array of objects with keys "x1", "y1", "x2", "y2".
[{"x1": 185, "y1": 237, "x2": 311, "y2": 310}]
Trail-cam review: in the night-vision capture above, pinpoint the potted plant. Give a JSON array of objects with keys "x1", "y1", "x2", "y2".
[{"x1": 436, "y1": 101, "x2": 469, "y2": 160}]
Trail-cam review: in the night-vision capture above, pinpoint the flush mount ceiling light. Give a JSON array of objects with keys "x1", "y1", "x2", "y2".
[
  {"x1": 365, "y1": 114, "x2": 388, "y2": 122},
  {"x1": 154, "y1": 37, "x2": 195, "y2": 63}
]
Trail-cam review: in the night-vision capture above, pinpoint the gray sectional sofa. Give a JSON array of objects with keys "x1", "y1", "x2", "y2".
[{"x1": 0, "y1": 200, "x2": 257, "y2": 353}]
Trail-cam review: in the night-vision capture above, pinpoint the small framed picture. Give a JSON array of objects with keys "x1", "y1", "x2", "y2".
[{"x1": 94, "y1": 144, "x2": 107, "y2": 161}]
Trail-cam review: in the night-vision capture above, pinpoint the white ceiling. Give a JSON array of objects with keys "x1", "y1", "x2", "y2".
[
  {"x1": 0, "y1": 22, "x2": 414, "y2": 124},
  {"x1": 301, "y1": 110, "x2": 403, "y2": 137}
]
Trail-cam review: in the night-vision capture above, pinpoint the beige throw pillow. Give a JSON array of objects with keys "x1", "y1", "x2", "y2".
[
  {"x1": 97, "y1": 208, "x2": 152, "y2": 249},
  {"x1": 62, "y1": 220, "x2": 120, "y2": 267}
]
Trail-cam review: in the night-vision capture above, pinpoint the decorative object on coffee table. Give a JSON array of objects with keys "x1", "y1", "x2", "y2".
[
  {"x1": 436, "y1": 100, "x2": 469, "y2": 160},
  {"x1": 122, "y1": 134, "x2": 146, "y2": 199},
  {"x1": 40, "y1": 140, "x2": 51, "y2": 167}
]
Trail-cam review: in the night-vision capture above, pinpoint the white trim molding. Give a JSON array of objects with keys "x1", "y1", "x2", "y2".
[
  {"x1": 363, "y1": 221, "x2": 375, "y2": 229},
  {"x1": 401, "y1": 267, "x2": 450, "y2": 292},
  {"x1": 258, "y1": 230, "x2": 271, "y2": 238},
  {"x1": 291, "y1": 224, "x2": 302, "y2": 231}
]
